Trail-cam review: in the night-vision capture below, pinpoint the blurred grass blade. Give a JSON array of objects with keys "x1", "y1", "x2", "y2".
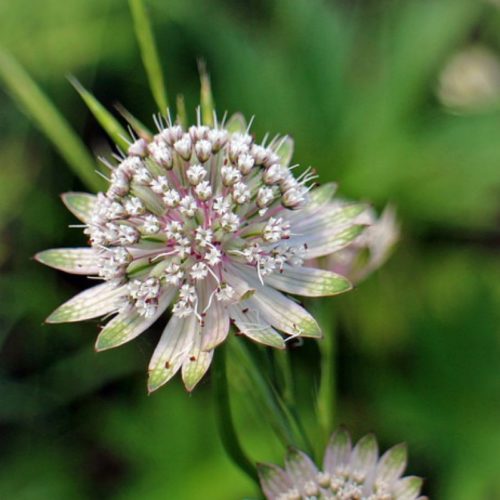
[
  {"x1": 129, "y1": 0, "x2": 168, "y2": 112},
  {"x1": 0, "y1": 47, "x2": 104, "y2": 192},
  {"x1": 176, "y1": 94, "x2": 187, "y2": 128},
  {"x1": 69, "y1": 76, "x2": 130, "y2": 151},
  {"x1": 198, "y1": 60, "x2": 215, "y2": 126},
  {"x1": 115, "y1": 103, "x2": 153, "y2": 140}
]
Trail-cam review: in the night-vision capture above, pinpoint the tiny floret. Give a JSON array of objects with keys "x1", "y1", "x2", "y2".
[{"x1": 38, "y1": 113, "x2": 366, "y2": 392}]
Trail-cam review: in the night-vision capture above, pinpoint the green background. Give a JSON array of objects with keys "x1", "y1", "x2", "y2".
[{"x1": 0, "y1": 0, "x2": 499, "y2": 498}]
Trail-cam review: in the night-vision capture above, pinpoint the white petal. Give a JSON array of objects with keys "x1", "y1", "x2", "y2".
[
  {"x1": 392, "y1": 476, "x2": 424, "y2": 500},
  {"x1": 61, "y1": 192, "x2": 96, "y2": 223},
  {"x1": 225, "y1": 112, "x2": 247, "y2": 133},
  {"x1": 35, "y1": 248, "x2": 98, "y2": 275},
  {"x1": 249, "y1": 290, "x2": 320, "y2": 338},
  {"x1": 46, "y1": 282, "x2": 125, "y2": 323},
  {"x1": 375, "y1": 443, "x2": 407, "y2": 485},
  {"x1": 222, "y1": 269, "x2": 256, "y2": 302},
  {"x1": 229, "y1": 305, "x2": 285, "y2": 349},
  {"x1": 264, "y1": 265, "x2": 352, "y2": 297},
  {"x1": 275, "y1": 136, "x2": 294, "y2": 167},
  {"x1": 299, "y1": 224, "x2": 366, "y2": 260},
  {"x1": 292, "y1": 202, "x2": 365, "y2": 234},
  {"x1": 350, "y1": 434, "x2": 379, "y2": 475},
  {"x1": 95, "y1": 288, "x2": 175, "y2": 351},
  {"x1": 257, "y1": 464, "x2": 293, "y2": 499},
  {"x1": 323, "y1": 428, "x2": 352, "y2": 474},
  {"x1": 148, "y1": 314, "x2": 197, "y2": 392},
  {"x1": 181, "y1": 331, "x2": 214, "y2": 391},
  {"x1": 284, "y1": 448, "x2": 318, "y2": 490},
  {"x1": 230, "y1": 264, "x2": 320, "y2": 338},
  {"x1": 201, "y1": 296, "x2": 230, "y2": 351},
  {"x1": 287, "y1": 203, "x2": 367, "y2": 259}
]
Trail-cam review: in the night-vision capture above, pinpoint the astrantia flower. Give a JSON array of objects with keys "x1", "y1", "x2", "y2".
[
  {"x1": 36, "y1": 113, "x2": 366, "y2": 392},
  {"x1": 258, "y1": 429, "x2": 425, "y2": 500},
  {"x1": 315, "y1": 205, "x2": 399, "y2": 284}
]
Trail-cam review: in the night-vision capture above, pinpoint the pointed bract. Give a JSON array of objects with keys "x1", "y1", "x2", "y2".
[
  {"x1": 376, "y1": 443, "x2": 408, "y2": 484},
  {"x1": 323, "y1": 428, "x2": 352, "y2": 474},
  {"x1": 181, "y1": 332, "x2": 214, "y2": 391},
  {"x1": 275, "y1": 136, "x2": 294, "y2": 167},
  {"x1": 314, "y1": 204, "x2": 400, "y2": 284},
  {"x1": 264, "y1": 265, "x2": 352, "y2": 297},
  {"x1": 35, "y1": 248, "x2": 98, "y2": 275},
  {"x1": 225, "y1": 112, "x2": 247, "y2": 133},
  {"x1": 61, "y1": 192, "x2": 97, "y2": 223},
  {"x1": 147, "y1": 315, "x2": 197, "y2": 393},
  {"x1": 257, "y1": 463, "x2": 293, "y2": 499},
  {"x1": 46, "y1": 283, "x2": 124, "y2": 323}
]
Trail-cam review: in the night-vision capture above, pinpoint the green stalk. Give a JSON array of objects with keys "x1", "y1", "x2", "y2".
[
  {"x1": 271, "y1": 350, "x2": 315, "y2": 458},
  {"x1": 229, "y1": 338, "x2": 298, "y2": 448},
  {"x1": 213, "y1": 343, "x2": 258, "y2": 484},
  {"x1": 272, "y1": 349, "x2": 295, "y2": 407},
  {"x1": 316, "y1": 302, "x2": 337, "y2": 443}
]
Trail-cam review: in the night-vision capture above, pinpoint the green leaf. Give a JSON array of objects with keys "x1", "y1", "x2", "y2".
[
  {"x1": 129, "y1": 0, "x2": 168, "y2": 112},
  {"x1": 69, "y1": 76, "x2": 130, "y2": 151},
  {"x1": 0, "y1": 47, "x2": 103, "y2": 192}
]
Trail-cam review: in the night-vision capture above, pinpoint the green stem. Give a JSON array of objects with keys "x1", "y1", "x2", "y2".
[
  {"x1": 273, "y1": 349, "x2": 295, "y2": 407},
  {"x1": 271, "y1": 350, "x2": 315, "y2": 457},
  {"x1": 213, "y1": 343, "x2": 259, "y2": 484},
  {"x1": 316, "y1": 304, "x2": 337, "y2": 442}
]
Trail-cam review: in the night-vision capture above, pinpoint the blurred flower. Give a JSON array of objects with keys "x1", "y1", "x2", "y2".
[
  {"x1": 313, "y1": 204, "x2": 399, "y2": 285},
  {"x1": 437, "y1": 45, "x2": 500, "y2": 112},
  {"x1": 257, "y1": 428, "x2": 425, "y2": 500},
  {"x1": 36, "y1": 113, "x2": 365, "y2": 392}
]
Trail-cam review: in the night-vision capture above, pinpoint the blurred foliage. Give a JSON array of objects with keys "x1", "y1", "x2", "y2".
[{"x1": 0, "y1": 0, "x2": 499, "y2": 499}]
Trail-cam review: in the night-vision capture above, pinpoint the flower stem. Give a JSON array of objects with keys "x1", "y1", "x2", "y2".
[
  {"x1": 316, "y1": 303, "x2": 337, "y2": 443},
  {"x1": 272, "y1": 350, "x2": 315, "y2": 457},
  {"x1": 213, "y1": 343, "x2": 259, "y2": 484}
]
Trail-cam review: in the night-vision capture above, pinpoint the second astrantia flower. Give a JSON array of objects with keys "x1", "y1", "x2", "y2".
[
  {"x1": 37, "y1": 113, "x2": 365, "y2": 391},
  {"x1": 258, "y1": 429, "x2": 425, "y2": 500}
]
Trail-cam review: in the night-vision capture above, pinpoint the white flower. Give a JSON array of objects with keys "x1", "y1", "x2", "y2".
[
  {"x1": 36, "y1": 114, "x2": 365, "y2": 392},
  {"x1": 258, "y1": 429, "x2": 425, "y2": 500}
]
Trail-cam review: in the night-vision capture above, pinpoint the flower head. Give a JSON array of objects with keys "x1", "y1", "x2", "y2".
[
  {"x1": 36, "y1": 113, "x2": 365, "y2": 392},
  {"x1": 316, "y1": 204, "x2": 399, "y2": 284},
  {"x1": 257, "y1": 429, "x2": 425, "y2": 500}
]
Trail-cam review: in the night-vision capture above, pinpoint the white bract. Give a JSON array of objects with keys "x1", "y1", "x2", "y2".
[
  {"x1": 36, "y1": 113, "x2": 366, "y2": 392},
  {"x1": 258, "y1": 429, "x2": 426, "y2": 500},
  {"x1": 316, "y1": 205, "x2": 399, "y2": 284}
]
